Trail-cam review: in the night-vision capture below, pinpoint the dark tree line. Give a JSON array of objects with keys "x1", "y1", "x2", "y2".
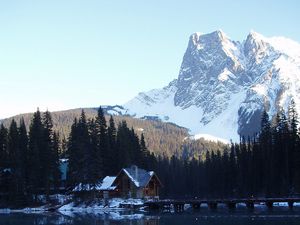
[
  {"x1": 0, "y1": 109, "x2": 60, "y2": 206},
  {"x1": 154, "y1": 102, "x2": 300, "y2": 198},
  {"x1": 0, "y1": 107, "x2": 155, "y2": 207},
  {"x1": 1, "y1": 103, "x2": 300, "y2": 206},
  {"x1": 66, "y1": 107, "x2": 155, "y2": 188}
]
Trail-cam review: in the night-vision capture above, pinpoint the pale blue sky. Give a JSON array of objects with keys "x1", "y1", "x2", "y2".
[{"x1": 0, "y1": 0, "x2": 299, "y2": 118}]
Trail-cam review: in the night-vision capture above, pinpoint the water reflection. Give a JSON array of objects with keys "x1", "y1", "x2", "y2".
[{"x1": 0, "y1": 209, "x2": 300, "y2": 225}]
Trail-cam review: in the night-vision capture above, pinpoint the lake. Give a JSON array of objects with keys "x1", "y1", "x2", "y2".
[{"x1": 0, "y1": 206, "x2": 300, "y2": 225}]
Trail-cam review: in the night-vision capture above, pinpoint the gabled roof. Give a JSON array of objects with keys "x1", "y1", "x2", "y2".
[
  {"x1": 72, "y1": 176, "x2": 117, "y2": 192},
  {"x1": 118, "y1": 165, "x2": 161, "y2": 188},
  {"x1": 99, "y1": 176, "x2": 117, "y2": 190}
]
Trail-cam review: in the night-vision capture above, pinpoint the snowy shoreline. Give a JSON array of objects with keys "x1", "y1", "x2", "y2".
[
  {"x1": 0, "y1": 198, "x2": 144, "y2": 214},
  {"x1": 1, "y1": 198, "x2": 300, "y2": 215}
]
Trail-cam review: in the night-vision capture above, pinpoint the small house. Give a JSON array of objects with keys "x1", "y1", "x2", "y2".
[
  {"x1": 112, "y1": 165, "x2": 162, "y2": 198},
  {"x1": 72, "y1": 165, "x2": 162, "y2": 199}
]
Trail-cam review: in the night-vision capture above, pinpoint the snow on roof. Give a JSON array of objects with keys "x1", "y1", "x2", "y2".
[
  {"x1": 122, "y1": 165, "x2": 156, "y2": 188},
  {"x1": 99, "y1": 176, "x2": 116, "y2": 190},
  {"x1": 72, "y1": 166, "x2": 159, "y2": 192},
  {"x1": 149, "y1": 171, "x2": 154, "y2": 176},
  {"x1": 72, "y1": 176, "x2": 116, "y2": 192},
  {"x1": 72, "y1": 183, "x2": 102, "y2": 192}
]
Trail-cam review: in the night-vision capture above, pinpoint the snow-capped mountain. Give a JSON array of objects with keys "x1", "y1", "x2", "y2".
[{"x1": 121, "y1": 30, "x2": 300, "y2": 142}]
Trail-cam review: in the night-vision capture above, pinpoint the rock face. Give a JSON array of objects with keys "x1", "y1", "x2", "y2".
[{"x1": 121, "y1": 30, "x2": 300, "y2": 141}]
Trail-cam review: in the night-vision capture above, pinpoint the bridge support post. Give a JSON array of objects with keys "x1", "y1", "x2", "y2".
[
  {"x1": 149, "y1": 203, "x2": 160, "y2": 210},
  {"x1": 266, "y1": 201, "x2": 273, "y2": 209},
  {"x1": 192, "y1": 203, "x2": 201, "y2": 210},
  {"x1": 208, "y1": 202, "x2": 218, "y2": 210},
  {"x1": 174, "y1": 203, "x2": 184, "y2": 212},
  {"x1": 227, "y1": 202, "x2": 236, "y2": 210},
  {"x1": 288, "y1": 201, "x2": 294, "y2": 209}
]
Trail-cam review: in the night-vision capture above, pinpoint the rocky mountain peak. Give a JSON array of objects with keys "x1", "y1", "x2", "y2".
[
  {"x1": 188, "y1": 30, "x2": 230, "y2": 50},
  {"x1": 121, "y1": 31, "x2": 300, "y2": 142},
  {"x1": 244, "y1": 31, "x2": 271, "y2": 62}
]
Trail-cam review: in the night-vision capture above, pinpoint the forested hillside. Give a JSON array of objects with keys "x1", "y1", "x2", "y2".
[
  {"x1": 1, "y1": 104, "x2": 300, "y2": 206},
  {"x1": 1, "y1": 108, "x2": 226, "y2": 158}
]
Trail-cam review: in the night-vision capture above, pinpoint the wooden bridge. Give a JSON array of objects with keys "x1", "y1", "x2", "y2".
[{"x1": 144, "y1": 198, "x2": 300, "y2": 212}]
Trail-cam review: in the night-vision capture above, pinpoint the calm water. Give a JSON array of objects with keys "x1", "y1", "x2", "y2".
[{"x1": 0, "y1": 207, "x2": 300, "y2": 225}]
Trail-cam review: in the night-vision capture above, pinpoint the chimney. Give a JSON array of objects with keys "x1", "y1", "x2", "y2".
[{"x1": 132, "y1": 165, "x2": 138, "y2": 180}]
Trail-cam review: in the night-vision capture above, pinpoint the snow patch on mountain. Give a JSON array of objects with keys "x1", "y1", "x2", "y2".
[
  {"x1": 121, "y1": 30, "x2": 300, "y2": 142},
  {"x1": 218, "y1": 68, "x2": 235, "y2": 81},
  {"x1": 125, "y1": 80, "x2": 205, "y2": 134},
  {"x1": 192, "y1": 134, "x2": 230, "y2": 144}
]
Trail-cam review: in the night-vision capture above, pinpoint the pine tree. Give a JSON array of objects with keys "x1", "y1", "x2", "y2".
[
  {"x1": 7, "y1": 119, "x2": 20, "y2": 202},
  {"x1": 95, "y1": 107, "x2": 107, "y2": 176},
  {"x1": 61, "y1": 136, "x2": 68, "y2": 158},
  {"x1": 18, "y1": 118, "x2": 28, "y2": 194},
  {"x1": 67, "y1": 118, "x2": 80, "y2": 187},
  {"x1": 52, "y1": 132, "x2": 61, "y2": 191},
  {"x1": 107, "y1": 115, "x2": 117, "y2": 174},
  {"x1": 116, "y1": 121, "x2": 131, "y2": 168},
  {"x1": 288, "y1": 100, "x2": 300, "y2": 193},
  {"x1": 88, "y1": 118, "x2": 101, "y2": 185},
  {"x1": 139, "y1": 133, "x2": 149, "y2": 169},
  {"x1": 259, "y1": 109, "x2": 272, "y2": 196},
  {"x1": 130, "y1": 127, "x2": 141, "y2": 165},
  {"x1": 67, "y1": 110, "x2": 91, "y2": 186},
  {"x1": 0, "y1": 124, "x2": 8, "y2": 169},
  {"x1": 42, "y1": 110, "x2": 54, "y2": 197},
  {"x1": 28, "y1": 109, "x2": 44, "y2": 199},
  {"x1": 229, "y1": 143, "x2": 237, "y2": 197}
]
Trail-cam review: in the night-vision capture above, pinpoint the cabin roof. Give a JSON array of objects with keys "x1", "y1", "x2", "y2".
[
  {"x1": 72, "y1": 165, "x2": 162, "y2": 192},
  {"x1": 120, "y1": 165, "x2": 156, "y2": 188},
  {"x1": 72, "y1": 176, "x2": 117, "y2": 192},
  {"x1": 100, "y1": 176, "x2": 117, "y2": 190}
]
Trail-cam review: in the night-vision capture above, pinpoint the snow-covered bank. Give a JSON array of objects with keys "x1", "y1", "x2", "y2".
[
  {"x1": 58, "y1": 198, "x2": 144, "y2": 213},
  {"x1": 1, "y1": 197, "x2": 300, "y2": 215},
  {"x1": 0, "y1": 198, "x2": 144, "y2": 215}
]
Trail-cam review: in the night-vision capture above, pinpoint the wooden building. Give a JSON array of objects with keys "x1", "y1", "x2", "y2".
[
  {"x1": 72, "y1": 165, "x2": 162, "y2": 199},
  {"x1": 112, "y1": 165, "x2": 162, "y2": 198}
]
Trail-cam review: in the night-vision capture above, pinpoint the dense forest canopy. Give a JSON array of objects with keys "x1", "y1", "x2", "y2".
[
  {"x1": 1, "y1": 102, "x2": 300, "y2": 207},
  {"x1": 0, "y1": 108, "x2": 226, "y2": 158}
]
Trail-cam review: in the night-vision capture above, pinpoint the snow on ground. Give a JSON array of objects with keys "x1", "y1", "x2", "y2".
[{"x1": 58, "y1": 198, "x2": 144, "y2": 213}]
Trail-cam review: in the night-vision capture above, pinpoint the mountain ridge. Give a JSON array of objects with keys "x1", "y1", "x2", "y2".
[
  {"x1": 120, "y1": 30, "x2": 300, "y2": 141},
  {"x1": 0, "y1": 107, "x2": 228, "y2": 159}
]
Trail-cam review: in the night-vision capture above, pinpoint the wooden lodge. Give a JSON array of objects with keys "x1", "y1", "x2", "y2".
[
  {"x1": 112, "y1": 165, "x2": 162, "y2": 198},
  {"x1": 72, "y1": 165, "x2": 162, "y2": 199}
]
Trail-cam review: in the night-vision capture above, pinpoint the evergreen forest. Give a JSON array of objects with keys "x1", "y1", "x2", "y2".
[{"x1": 1, "y1": 103, "x2": 300, "y2": 207}]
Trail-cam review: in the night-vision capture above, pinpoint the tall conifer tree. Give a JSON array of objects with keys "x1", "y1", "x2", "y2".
[
  {"x1": 28, "y1": 109, "x2": 44, "y2": 199},
  {"x1": 0, "y1": 124, "x2": 8, "y2": 169},
  {"x1": 95, "y1": 107, "x2": 107, "y2": 175}
]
